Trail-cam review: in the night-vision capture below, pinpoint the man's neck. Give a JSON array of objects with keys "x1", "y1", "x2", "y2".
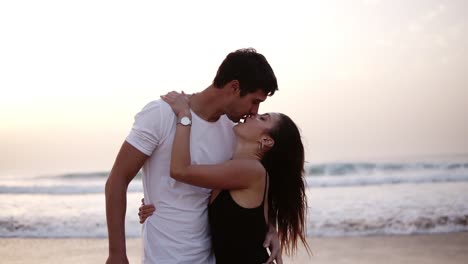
[{"x1": 189, "y1": 85, "x2": 228, "y2": 122}]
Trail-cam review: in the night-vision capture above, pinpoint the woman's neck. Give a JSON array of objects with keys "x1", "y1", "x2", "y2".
[{"x1": 232, "y1": 140, "x2": 262, "y2": 161}]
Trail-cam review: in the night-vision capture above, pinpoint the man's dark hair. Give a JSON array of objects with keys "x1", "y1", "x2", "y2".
[{"x1": 213, "y1": 48, "x2": 278, "y2": 97}]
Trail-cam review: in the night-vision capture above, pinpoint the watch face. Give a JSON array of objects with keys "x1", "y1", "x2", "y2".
[{"x1": 180, "y1": 116, "x2": 191, "y2": 125}]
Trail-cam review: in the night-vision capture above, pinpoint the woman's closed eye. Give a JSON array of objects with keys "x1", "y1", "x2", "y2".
[{"x1": 259, "y1": 114, "x2": 270, "y2": 121}]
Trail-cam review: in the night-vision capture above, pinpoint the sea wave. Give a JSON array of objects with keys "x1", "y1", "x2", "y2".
[
  {"x1": 1, "y1": 161, "x2": 467, "y2": 194},
  {"x1": 41, "y1": 172, "x2": 142, "y2": 179},
  {"x1": 306, "y1": 162, "x2": 468, "y2": 176},
  {"x1": 305, "y1": 161, "x2": 468, "y2": 187},
  {"x1": 0, "y1": 181, "x2": 142, "y2": 195},
  {"x1": 306, "y1": 172, "x2": 468, "y2": 187},
  {"x1": 3, "y1": 215, "x2": 467, "y2": 238},
  {"x1": 2, "y1": 182, "x2": 467, "y2": 238},
  {"x1": 308, "y1": 215, "x2": 468, "y2": 237}
]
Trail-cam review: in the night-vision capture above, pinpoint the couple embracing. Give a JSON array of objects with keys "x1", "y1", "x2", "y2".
[{"x1": 105, "y1": 48, "x2": 310, "y2": 264}]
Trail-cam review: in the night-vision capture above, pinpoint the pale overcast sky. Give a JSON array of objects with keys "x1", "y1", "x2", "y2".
[{"x1": 1, "y1": 0, "x2": 467, "y2": 177}]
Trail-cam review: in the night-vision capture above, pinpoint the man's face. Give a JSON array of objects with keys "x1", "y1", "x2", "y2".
[{"x1": 225, "y1": 89, "x2": 268, "y2": 123}]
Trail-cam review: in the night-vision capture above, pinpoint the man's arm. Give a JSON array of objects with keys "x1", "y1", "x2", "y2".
[
  {"x1": 263, "y1": 221, "x2": 282, "y2": 264},
  {"x1": 105, "y1": 141, "x2": 148, "y2": 264},
  {"x1": 263, "y1": 187, "x2": 282, "y2": 264}
]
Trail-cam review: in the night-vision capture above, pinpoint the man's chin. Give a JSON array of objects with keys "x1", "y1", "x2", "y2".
[{"x1": 227, "y1": 115, "x2": 242, "y2": 123}]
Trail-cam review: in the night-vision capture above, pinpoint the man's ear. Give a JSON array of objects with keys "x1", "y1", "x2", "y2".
[{"x1": 230, "y1": 80, "x2": 240, "y2": 94}]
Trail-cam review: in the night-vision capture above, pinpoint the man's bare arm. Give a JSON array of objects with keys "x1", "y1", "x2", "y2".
[
  {"x1": 264, "y1": 222, "x2": 282, "y2": 264},
  {"x1": 105, "y1": 141, "x2": 148, "y2": 264}
]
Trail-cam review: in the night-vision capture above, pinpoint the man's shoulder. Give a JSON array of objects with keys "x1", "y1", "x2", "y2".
[
  {"x1": 139, "y1": 99, "x2": 175, "y2": 117},
  {"x1": 219, "y1": 115, "x2": 236, "y2": 128},
  {"x1": 141, "y1": 99, "x2": 167, "y2": 111}
]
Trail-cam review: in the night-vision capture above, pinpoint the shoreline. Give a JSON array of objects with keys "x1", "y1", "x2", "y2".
[{"x1": 1, "y1": 232, "x2": 467, "y2": 263}]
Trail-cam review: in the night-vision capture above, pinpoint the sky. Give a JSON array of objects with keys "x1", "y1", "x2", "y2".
[{"x1": 1, "y1": 0, "x2": 467, "y2": 177}]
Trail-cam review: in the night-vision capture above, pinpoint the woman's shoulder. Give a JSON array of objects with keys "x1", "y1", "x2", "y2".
[{"x1": 224, "y1": 159, "x2": 266, "y2": 179}]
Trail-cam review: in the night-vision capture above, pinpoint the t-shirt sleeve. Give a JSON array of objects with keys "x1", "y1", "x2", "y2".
[{"x1": 125, "y1": 100, "x2": 167, "y2": 156}]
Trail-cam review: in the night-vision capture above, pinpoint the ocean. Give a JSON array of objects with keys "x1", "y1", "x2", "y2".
[{"x1": 1, "y1": 160, "x2": 467, "y2": 238}]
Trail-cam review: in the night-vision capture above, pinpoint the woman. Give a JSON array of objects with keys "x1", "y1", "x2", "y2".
[{"x1": 140, "y1": 91, "x2": 310, "y2": 263}]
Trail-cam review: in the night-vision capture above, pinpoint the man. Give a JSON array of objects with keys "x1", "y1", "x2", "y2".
[{"x1": 105, "y1": 48, "x2": 281, "y2": 263}]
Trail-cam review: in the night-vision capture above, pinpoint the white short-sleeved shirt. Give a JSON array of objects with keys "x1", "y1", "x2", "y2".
[{"x1": 126, "y1": 100, "x2": 236, "y2": 264}]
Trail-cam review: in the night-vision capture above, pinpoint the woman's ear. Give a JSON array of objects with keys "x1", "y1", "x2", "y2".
[{"x1": 262, "y1": 136, "x2": 274, "y2": 149}]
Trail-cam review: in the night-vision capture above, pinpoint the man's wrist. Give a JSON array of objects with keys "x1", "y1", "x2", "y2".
[
  {"x1": 268, "y1": 222, "x2": 277, "y2": 232},
  {"x1": 109, "y1": 246, "x2": 127, "y2": 257}
]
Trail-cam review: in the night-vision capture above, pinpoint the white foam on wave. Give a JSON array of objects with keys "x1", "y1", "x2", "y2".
[
  {"x1": 306, "y1": 182, "x2": 468, "y2": 237},
  {"x1": 306, "y1": 171, "x2": 468, "y2": 187},
  {"x1": 0, "y1": 177, "x2": 143, "y2": 194},
  {"x1": 305, "y1": 161, "x2": 468, "y2": 187},
  {"x1": 1, "y1": 161, "x2": 468, "y2": 194},
  {"x1": 0, "y1": 192, "x2": 142, "y2": 238},
  {"x1": 1, "y1": 182, "x2": 468, "y2": 238},
  {"x1": 1, "y1": 160, "x2": 467, "y2": 237}
]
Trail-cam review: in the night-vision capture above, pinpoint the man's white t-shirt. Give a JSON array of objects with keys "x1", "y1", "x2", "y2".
[{"x1": 126, "y1": 100, "x2": 236, "y2": 264}]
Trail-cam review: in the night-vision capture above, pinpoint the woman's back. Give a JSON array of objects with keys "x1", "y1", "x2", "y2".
[{"x1": 208, "y1": 175, "x2": 269, "y2": 264}]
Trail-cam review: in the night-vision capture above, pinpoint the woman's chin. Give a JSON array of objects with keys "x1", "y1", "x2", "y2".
[{"x1": 232, "y1": 123, "x2": 244, "y2": 135}]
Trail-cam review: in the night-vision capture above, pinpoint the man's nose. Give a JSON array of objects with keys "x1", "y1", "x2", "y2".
[{"x1": 250, "y1": 104, "x2": 259, "y2": 115}]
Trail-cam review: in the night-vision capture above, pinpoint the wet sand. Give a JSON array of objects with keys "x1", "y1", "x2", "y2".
[{"x1": 1, "y1": 232, "x2": 467, "y2": 263}]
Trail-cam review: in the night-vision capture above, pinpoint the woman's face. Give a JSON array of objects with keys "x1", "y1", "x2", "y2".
[{"x1": 234, "y1": 112, "x2": 281, "y2": 142}]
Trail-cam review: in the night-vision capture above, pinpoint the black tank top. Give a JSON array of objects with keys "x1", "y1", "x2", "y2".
[{"x1": 208, "y1": 172, "x2": 269, "y2": 264}]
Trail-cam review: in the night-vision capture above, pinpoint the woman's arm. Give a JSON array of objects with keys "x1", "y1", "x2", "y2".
[
  {"x1": 161, "y1": 92, "x2": 263, "y2": 190},
  {"x1": 173, "y1": 159, "x2": 264, "y2": 189}
]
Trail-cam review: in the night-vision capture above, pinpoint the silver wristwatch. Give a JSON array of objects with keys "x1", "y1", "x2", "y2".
[{"x1": 178, "y1": 116, "x2": 192, "y2": 126}]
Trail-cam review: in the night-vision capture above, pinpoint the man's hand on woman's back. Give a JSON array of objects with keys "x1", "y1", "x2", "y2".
[{"x1": 138, "y1": 198, "x2": 155, "y2": 224}]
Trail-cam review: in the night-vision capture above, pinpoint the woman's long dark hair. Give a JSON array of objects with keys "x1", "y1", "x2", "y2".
[{"x1": 261, "y1": 113, "x2": 310, "y2": 255}]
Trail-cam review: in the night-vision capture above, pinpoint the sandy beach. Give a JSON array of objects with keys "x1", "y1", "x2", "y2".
[{"x1": 1, "y1": 232, "x2": 467, "y2": 263}]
